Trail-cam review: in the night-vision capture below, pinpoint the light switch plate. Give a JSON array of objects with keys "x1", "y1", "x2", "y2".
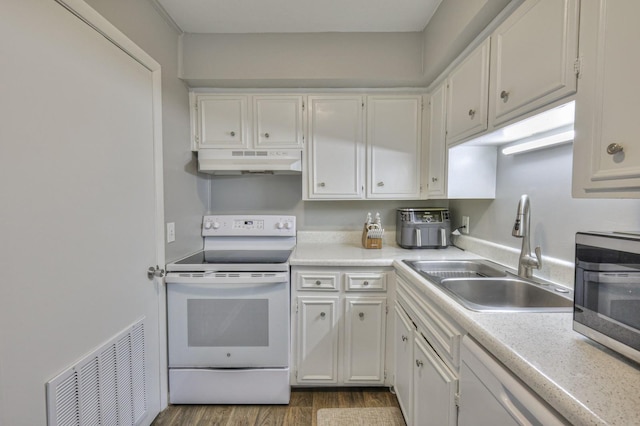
[{"x1": 167, "y1": 222, "x2": 175, "y2": 243}]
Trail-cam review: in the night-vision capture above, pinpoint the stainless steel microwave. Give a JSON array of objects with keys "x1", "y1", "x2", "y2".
[{"x1": 574, "y1": 232, "x2": 640, "y2": 364}]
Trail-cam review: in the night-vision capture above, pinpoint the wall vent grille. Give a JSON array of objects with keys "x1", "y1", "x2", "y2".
[{"x1": 46, "y1": 319, "x2": 147, "y2": 426}]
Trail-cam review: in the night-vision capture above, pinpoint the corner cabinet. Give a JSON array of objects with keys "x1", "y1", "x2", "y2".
[
  {"x1": 573, "y1": 0, "x2": 640, "y2": 198},
  {"x1": 304, "y1": 95, "x2": 423, "y2": 200},
  {"x1": 489, "y1": 0, "x2": 579, "y2": 127},
  {"x1": 291, "y1": 267, "x2": 392, "y2": 386}
]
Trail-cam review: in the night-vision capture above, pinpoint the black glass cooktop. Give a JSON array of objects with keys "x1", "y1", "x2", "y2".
[{"x1": 176, "y1": 250, "x2": 292, "y2": 265}]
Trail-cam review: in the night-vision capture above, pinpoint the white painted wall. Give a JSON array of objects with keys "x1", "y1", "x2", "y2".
[
  {"x1": 449, "y1": 143, "x2": 640, "y2": 263},
  {"x1": 86, "y1": 0, "x2": 208, "y2": 262}
]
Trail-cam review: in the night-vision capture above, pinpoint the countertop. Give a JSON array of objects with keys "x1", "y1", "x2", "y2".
[{"x1": 290, "y1": 241, "x2": 640, "y2": 426}]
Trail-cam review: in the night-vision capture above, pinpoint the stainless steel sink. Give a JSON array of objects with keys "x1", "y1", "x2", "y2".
[
  {"x1": 403, "y1": 259, "x2": 573, "y2": 312},
  {"x1": 403, "y1": 259, "x2": 508, "y2": 282}
]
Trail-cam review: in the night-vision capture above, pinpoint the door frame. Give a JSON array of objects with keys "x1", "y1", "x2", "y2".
[{"x1": 54, "y1": 0, "x2": 168, "y2": 409}]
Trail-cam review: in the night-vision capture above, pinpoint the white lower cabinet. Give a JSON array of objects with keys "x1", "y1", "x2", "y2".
[
  {"x1": 393, "y1": 305, "x2": 414, "y2": 425},
  {"x1": 291, "y1": 267, "x2": 392, "y2": 386}
]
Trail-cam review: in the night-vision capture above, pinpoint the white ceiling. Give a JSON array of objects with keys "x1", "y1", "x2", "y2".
[{"x1": 155, "y1": 0, "x2": 443, "y2": 34}]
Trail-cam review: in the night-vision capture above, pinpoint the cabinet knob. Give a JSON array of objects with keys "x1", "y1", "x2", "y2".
[
  {"x1": 402, "y1": 335, "x2": 408, "y2": 342},
  {"x1": 431, "y1": 177, "x2": 438, "y2": 183},
  {"x1": 377, "y1": 182, "x2": 384, "y2": 187},
  {"x1": 468, "y1": 109, "x2": 476, "y2": 118},
  {"x1": 607, "y1": 143, "x2": 624, "y2": 155},
  {"x1": 500, "y1": 90, "x2": 510, "y2": 102},
  {"x1": 363, "y1": 281, "x2": 369, "y2": 286},
  {"x1": 315, "y1": 280, "x2": 322, "y2": 285},
  {"x1": 230, "y1": 131, "x2": 236, "y2": 137},
  {"x1": 319, "y1": 182, "x2": 326, "y2": 187},
  {"x1": 264, "y1": 133, "x2": 270, "y2": 138},
  {"x1": 320, "y1": 312, "x2": 326, "y2": 318},
  {"x1": 359, "y1": 312, "x2": 364, "y2": 319},
  {"x1": 415, "y1": 359, "x2": 423, "y2": 367}
]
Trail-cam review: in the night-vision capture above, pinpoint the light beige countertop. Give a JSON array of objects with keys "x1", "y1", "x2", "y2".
[{"x1": 291, "y1": 239, "x2": 640, "y2": 426}]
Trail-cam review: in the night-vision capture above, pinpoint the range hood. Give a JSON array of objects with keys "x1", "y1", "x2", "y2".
[{"x1": 197, "y1": 149, "x2": 303, "y2": 175}]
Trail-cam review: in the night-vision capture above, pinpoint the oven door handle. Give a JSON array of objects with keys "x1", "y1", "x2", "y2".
[{"x1": 165, "y1": 272, "x2": 288, "y2": 285}]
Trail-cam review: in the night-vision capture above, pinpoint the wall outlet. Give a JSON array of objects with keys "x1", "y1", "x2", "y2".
[
  {"x1": 462, "y1": 216, "x2": 470, "y2": 234},
  {"x1": 166, "y1": 222, "x2": 175, "y2": 243}
]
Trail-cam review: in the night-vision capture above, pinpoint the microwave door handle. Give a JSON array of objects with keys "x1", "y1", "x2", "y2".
[{"x1": 415, "y1": 228, "x2": 421, "y2": 246}]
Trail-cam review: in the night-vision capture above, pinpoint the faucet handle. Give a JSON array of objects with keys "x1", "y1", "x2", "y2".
[{"x1": 534, "y1": 246, "x2": 543, "y2": 269}]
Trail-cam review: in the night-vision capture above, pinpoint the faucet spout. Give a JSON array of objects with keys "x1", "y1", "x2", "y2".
[{"x1": 512, "y1": 194, "x2": 542, "y2": 278}]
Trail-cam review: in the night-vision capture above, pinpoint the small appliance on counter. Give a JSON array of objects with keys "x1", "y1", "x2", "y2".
[
  {"x1": 396, "y1": 208, "x2": 451, "y2": 249},
  {"x1": 574, "y1": 231, "x2": 640, "y2": 365}
]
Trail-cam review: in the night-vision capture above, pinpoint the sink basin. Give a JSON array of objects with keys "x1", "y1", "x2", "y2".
[
  {"x1": 403, "y1": 259, "x2": 508, "y2": 282},
  {"x1": 439, "y1": 277, "x2": 573, "y2": 312},
  {"x1": 403, "y1": 259, "x2": 573, "y2": 312}
]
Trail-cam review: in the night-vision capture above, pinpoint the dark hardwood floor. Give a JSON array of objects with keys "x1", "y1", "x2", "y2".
[{"x1": 151, "y1": 387, "x2": 401, "y2": 426}]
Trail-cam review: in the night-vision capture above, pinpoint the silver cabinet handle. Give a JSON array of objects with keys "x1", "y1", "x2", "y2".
[
  {"x1": 416, "y1": 359, "x2": 423, "y2": 367},
  {"x1": 377, "y1": 182, "x2": 384, "y2": 187},
  {"x1": 402, "y1": 335, "x2": 408, "y2": 342},
  {"x1": 320, "y1": 312, "x2": 326, "y2": 318},
  {"x1": 359, "y1": 312, "x2": 364, "y2": 319},
  {"x1": 319, "y1": 182, "x2": 326, "y2": 187},
  {"x1": 315, "y1": 280, "x2": 322, "y2": 285},
  {"x1": 230, "y1": 131, "x2": 236, "y2": 137},
  {"x1": 501, "y1": 90, "x2": 510, "y2": 102},
  {"x1": 607, "y1": 143, "x2": 624, "y2": 155},
  {"x1": 363, "y1": 281, "x2": 369, "y2": 286},
  {"x1": 431, "y1": 177, "x2": 438, "y2": 182},
  {"x1": 264, "y1": 133, "x2": 270, "y2": 138},
  {"x1": 468, "y1": 109, "x2": 475, "y2": 118}
]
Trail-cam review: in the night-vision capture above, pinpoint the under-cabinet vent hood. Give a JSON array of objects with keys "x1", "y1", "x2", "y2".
[{"x1": 197, "y1": 149, "x2": 302, "y2": 175}]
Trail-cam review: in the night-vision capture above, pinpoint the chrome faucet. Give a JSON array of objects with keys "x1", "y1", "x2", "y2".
[{"x1": 512, "y1": 194, "x2": 542, "y2": 279}]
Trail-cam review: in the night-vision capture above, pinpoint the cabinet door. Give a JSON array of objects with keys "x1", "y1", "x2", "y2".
[
  {"x1": 490, "y1": 0, "x2": 579, "y2": 126},
  {"x1": 196, "y1": 95, "x2": 249, "y2": 148},
  {"x1": 253, "y1": 95, "x2": 303, "y2": 148},
  {"x1": 573, "y1": 0, "x2": 640, "y2": 197},
  {"x1": 413, "y1": 335, "x2": 458, "y2": 426},
  {"x1": 295, "y1": 297, "x2": 339, "y2": 384},
  {"x1": 394, "y1": 305, "x2": 414, "y2": 426},
  {"x1": 426, "y1": 85, "x2": 447, "y2": 198},
  {"x1": 306, "y1": 96, "x2": 364, "y2": 199},
  {"x1": 343, "y1": 297, "x2": 386, "y2": 384},
  {"x1": 446, "y1": 38, "x2": 490, "y2": 145},
  {"x1": 366, "y1": 96, "x2": 422, "y2": 199}
]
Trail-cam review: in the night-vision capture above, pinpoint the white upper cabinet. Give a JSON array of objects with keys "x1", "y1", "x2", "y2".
[
  {"x1": 573, "y1": 0, "x2": 640, "y2": 197},
  {"x1": 426, "y1": 86, "x2": 447, "y2": 198},
  {"x1": 306, "y1": 95, "x2": 365, "y2": 199},
  {"x1": 489, "y1": 0, "x2": 579, "y2": 127},
  {"x1": 195, "y1": 95, "x2": 249, "y2": 149},
  {"x1": 446, "y1": 38, "x2": 490, "y2": 145},
  {"x1": 366, "y1": 96, "x2": 422, "y2": 199},
  {"x1": 253, "y1": 95, "x2": 303, "y2": 148}
]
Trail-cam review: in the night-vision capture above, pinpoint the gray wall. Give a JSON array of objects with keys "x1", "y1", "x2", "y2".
[
  {"x1": 208, "y1": 175, "x2": 447, "y2": 230},
  {"x1": 450, "y1": 143, "x2": 640, "y2": 262},
  {"x1": 181, "y1": 32, "x2": 425, "y2": 88},
  {"x1": 86, "y1": 0, "x2": 208, "y2": 261}
]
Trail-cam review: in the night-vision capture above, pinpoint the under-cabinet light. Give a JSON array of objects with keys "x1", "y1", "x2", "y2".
[{"x1": 501, "y1": 130, "x2": 575, "y2": 155}]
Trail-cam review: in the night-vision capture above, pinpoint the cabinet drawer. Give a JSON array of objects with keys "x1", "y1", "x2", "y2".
[
  {"x1": 345, "y1": 273, "x2": 387, "y2": 291},
  {"x1": 297, "y1": 272, "x2": 340, "y2": 291}
]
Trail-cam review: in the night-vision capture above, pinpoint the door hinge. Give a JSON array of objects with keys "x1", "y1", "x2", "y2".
[
  {"x1": 454, "y1": 392, "x2": 461, "y2": 408},
  {"x1": 574, "y1": 57, "x2": 582, "y2": 78},
  {"x1": 384, "y1": 370, "x2": 387, "y2": 380},
  {"x1": 194, "y1": 102, "x2": 198, "y2": 111},
  {"x1": 385, "y1": 305, "x2": 389, "y2": 315},
  {"x1": 421, "y1": 100, "x2": 424, "y2": 111},
  {"x1": 302, "y1": 101, "x2": 305, "y2": 112},
  {"x1": 362, "y1": 101, "x2": 365, "y2": 108},
  {"x1": 295, "y1": 369, "x2": 298, "y2": 379},
  {"x1": 296, "y1": 301, "x2": 299, "y2": 314}
]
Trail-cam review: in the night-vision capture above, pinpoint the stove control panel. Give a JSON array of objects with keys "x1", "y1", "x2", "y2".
[{"x1": 202, "y1": 215, "x2": 296, "y2": 237}]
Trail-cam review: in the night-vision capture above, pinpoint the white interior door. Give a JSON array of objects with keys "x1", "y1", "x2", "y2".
[{"x1": 0, "y1": 1, "x2": 164, "y2": 424}]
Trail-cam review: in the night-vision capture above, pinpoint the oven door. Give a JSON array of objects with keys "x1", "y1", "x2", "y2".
[{"x1": 166, "y1": 272, "x2": 289, "y2": 368}]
